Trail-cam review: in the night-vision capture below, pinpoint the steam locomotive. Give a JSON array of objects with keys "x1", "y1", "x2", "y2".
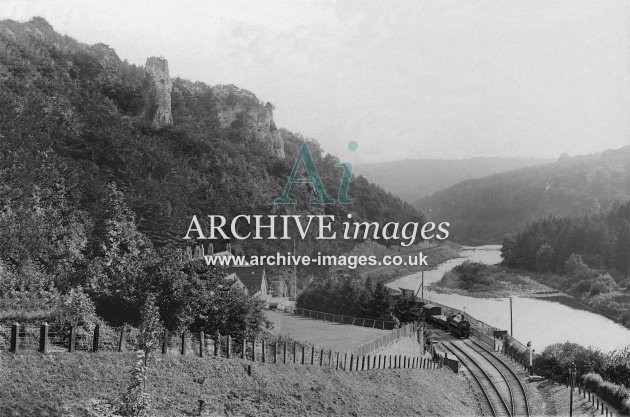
[{"x1": 423, "y1": 304, "x2": 471, "y2": 338}]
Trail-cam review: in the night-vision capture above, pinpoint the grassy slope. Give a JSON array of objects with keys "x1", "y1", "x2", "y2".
[
  {"x1": 265, "y1": 311, "x2": 387, "y2": 352},
  {"x1": 1, "y1": 351, "x2": 480, "y2": 417}
]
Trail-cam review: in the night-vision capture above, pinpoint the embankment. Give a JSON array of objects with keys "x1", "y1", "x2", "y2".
[{"x1": 1, "y1": 351, "x2": 480, "y2": 416}]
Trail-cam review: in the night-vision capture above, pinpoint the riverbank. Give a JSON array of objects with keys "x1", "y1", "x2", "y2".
[
  {"x1": 429, "y1": 261, "x2": 562, "y2": 299},
  {"x1": 429, "y1": 261, "x2": 630, "y2": 329}
]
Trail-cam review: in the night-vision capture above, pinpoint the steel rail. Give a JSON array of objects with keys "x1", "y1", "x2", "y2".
[
  {"x1": 434, "y1": 332, "x2": 511, "y2": 417},
  {"x1": 467, "y1": 338, "x2": 530, "y2": 417},
  {"x1": 439, "y1": 341, "x2": 497, "y2": 417}
]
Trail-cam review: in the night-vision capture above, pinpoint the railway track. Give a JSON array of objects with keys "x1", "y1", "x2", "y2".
[
  {"x1": 465, "y1": 338, "x2": 530, "y2": 417},
  {"x1": 433, "y1": 330, "x2": 529, "y2": 417}
]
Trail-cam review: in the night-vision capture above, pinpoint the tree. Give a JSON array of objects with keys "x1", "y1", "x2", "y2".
[
  {"x1": 138, "y1": 294, "x2": 163, "y2": 364},
  {"x1": 87, "y1": 183, "x2": 154, "y2": 324},
  {"x1": 535, "y1": 243, "x2": 554, "y2": 272},
  {"x1": 54, "y1": 286, "x2": 97, "y2": 334},
  {"x1": 365, "y1": 282, "x2": 392, "y2": 319},
  {"x1": 152, "y1": 256, "x2": 270, "y2": 340}
]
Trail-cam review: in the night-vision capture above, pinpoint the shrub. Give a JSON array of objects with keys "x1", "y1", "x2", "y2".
[
  {"x1": 582, "y1": 372, "x2": 630, "y2": 413},
  {"x1": 54, "y1": 286, "x2": 97, "y2": 333},
  {"x1": 582, "y1": 372, "x2": 603, "y2": 392},
  {"x1": 138, "y1": 294, "x2": 163, "y2": 363},
  {"x1": 597, "y1": 381, "x2": 629, "y2": 412},
  {"x1": 119, "y1": 350, "x2": 150, "y2": 417}
]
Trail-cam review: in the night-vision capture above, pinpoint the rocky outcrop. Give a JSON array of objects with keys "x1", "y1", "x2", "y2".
[
  {"x1": 144, "y1": 57, "x2": 173, "y2": 128},
  {"x1": 212, "y1": 85, "x2": 285, "y2": 157}
]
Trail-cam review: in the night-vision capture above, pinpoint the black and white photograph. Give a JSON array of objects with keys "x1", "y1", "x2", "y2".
[{"x1": 1, "y1": 1, "x2": 629, "y2": 416}]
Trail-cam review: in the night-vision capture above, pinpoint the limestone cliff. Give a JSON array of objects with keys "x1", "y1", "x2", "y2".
[
  {"x1": 144, "y1": 57, "x2": 173, "y2": 128},
  {"x1": 211, "y1": 84, "x2": 285, "y2": 158}
]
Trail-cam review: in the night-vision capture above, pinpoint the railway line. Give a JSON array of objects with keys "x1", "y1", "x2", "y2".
[{"x1": 432, "y1": 329, "x2": 530, "y2": 417}]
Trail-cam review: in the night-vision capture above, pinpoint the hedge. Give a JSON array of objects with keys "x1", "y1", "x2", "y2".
[{"x1": 583, "y1": 372, "x2": 630, "y2": 414}]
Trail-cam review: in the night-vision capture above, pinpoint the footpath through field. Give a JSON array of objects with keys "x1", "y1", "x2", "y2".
[{"x1": 265, "y1": 310, "x2": 387, "y2": 352}]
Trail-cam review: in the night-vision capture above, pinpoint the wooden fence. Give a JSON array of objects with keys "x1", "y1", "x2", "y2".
[{"x1": 2, "y1": 322, "x2": 441, "y2": 372}]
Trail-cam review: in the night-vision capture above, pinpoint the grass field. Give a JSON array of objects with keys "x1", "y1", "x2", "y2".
[
  {"x1": 265, "y1": 311, "x2": 387, "y2": 352},
  {"x1": 1, "y1": 351, "x2": 480, "y2": 416}
]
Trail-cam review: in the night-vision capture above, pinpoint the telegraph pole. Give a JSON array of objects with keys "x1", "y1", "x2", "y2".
[
  {"x1": 569, "y1": 363, "x2": 576, "y2": 417},
  {"x1": 414, "y1": 268, "x2": 425, "y2": 300},
  {"x1": 421, "y1": 269, "x2": 424, "y2": 300},
  {"x1": 509, "y1": 296, "x2": 513, "y2": 336}
]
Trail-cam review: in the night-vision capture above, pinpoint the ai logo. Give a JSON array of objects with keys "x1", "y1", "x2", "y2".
[{"x1": 274, "y1": 142, "x2": 356, "y2": 205}]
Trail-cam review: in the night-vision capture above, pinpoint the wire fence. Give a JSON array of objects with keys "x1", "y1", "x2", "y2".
[
  {"x1": 353, "y1": 321, "x2": 421, "y2": 356},
  {"x1": 293, "y1": 307, "x2": 397, "y2": 330}
]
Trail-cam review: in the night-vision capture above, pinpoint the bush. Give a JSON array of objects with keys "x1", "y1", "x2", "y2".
[
  {"x1": 582, "y1": 372, "x2": 630, "y2": 414},
  {"x1": 597, "y1": 381, "x2": 629, "y2": 412},
  {"x1": 582, "y1": 372, "x2": 603, "y2": 392},
  {"x1": 54, "y1": 286, "x2": 97, "y2": 333}
]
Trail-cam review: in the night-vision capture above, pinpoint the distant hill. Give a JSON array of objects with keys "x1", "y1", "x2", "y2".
[
  {"x1": 416, "y1": 147, "x2": 630, "y2": 244},
  {"x1": 354, "y1": 157, "x2": 551, "y2": 202}
]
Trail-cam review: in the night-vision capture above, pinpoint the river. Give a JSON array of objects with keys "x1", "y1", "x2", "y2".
[{"x1": 386, "y1": 245, "x2": 630, "y2": 353}]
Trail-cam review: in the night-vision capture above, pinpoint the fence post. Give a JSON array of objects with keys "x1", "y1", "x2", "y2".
[
  {"x1": 68, "y1": 326, "x2": 76, "y2": 353},
  {"x1": 10, "y1": 322, "x2": 19, "y2": 353},
  {"x1": 199, "y1": 331, "x2": 204, "y2": 357},
  {"x1": 40, "y1": 322, "x2": 49, "y2": 353},
  {"x1": 91, "y1": 323, "x2": 99, "y2": 352},
  {"x1": 361, "y1": 355, "x2": 365, "y2": 371},
  {"x1": 320, "y1": 348, "x2": 324, "y2": 366},
  {"x1": 215, "y1": 332, "x2": 221, "y2": 357},
  {"x1": 344, "y1": 353, "x2": 348, "y2": 371},
  {"x1": 366, "y1": 355, "x2": 370, "y2": 370},
  {"x1": 252, "y1": 339, "x2": 257, "y2": 362},
  {"x1": 181, "y1": 331, "x2": 188, "y2": 355},
  {"x1": 328, "y1": 350, "x2": 332, "y2": 367},
  {"x1": 284, "y1": 341, "x2": 287, "y2": 364},
  {"x1": 117, "y1": 324, "x2": 125, "y2": 352},
  {"x1": 301, "y1": 344, "x2": 305, "y2": 365},
  {"x1": 293, "y1": 343, "x2": 297, "y2": 364},
  {"x1": 162, "y1": 330, "x2": 168, "y2": 354},
  {"x1": 311, "y1": 345, "x2": 315, "y2": 365},
  {"x1": 372, "y1": 355, "x2": 376, "y2": 369},
  {"x1": 262, "y1": 339, "x2": 266, "y2": 363},
  {"x1": 349, "y1": 354, "x2": 354, "y2": 371},
  {"x1": 274, "y1": 340, "x2": 278, "y2": 364},
  {"x1": 336, "y1": 352, "x2": 340, "y2": 370},
  {"x1": 378, "y1": 355, "x2": 381, "y2": 369},
  {"x1": 226, "y1": 335, "x2": 232, "y2": 359}
]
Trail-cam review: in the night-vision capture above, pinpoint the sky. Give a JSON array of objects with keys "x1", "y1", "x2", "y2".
[{"x1": 2, "y1": 0, "x2": 630, "y2": 163}]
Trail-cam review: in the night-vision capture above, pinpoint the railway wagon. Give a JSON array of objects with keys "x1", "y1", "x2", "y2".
[
  {"x1": 447, "y1": 314, "x2": 471, "y2": 338},
  {"x1": 422, "y1": 304, "x2": 442, "y2": 318},
  {"x1": 430, "y1": 314, "x2": 449, "y2": 330}
]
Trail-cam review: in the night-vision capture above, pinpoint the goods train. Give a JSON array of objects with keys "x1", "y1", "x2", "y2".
[{"x1": 422, "y1": 304, "x2": 471, "y2": 338}]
